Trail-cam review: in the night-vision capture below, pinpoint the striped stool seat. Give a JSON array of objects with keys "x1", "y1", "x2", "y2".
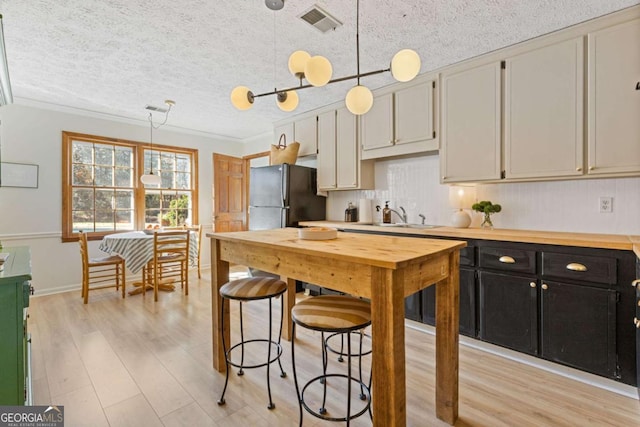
[
  {"x1": 217, "y1": 276, "x2": 287, "y2": 410},
  {"x1": 220, "y1": 277, "x2": 287, "y2": 300},
  {"x1": 291, "y1": 295, "x2": 372, "y2": 425},
  {"x1": 292, "y1": 295, "x2": 371, "y2": 332}
]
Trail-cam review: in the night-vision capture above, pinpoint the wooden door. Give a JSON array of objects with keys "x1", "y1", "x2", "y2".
[{"x1": 212, "y1": 153, "x2": 246, "y2": 232}]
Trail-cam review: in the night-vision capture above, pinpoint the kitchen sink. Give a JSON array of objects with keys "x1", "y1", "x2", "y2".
[{"x1": 373, "y1": 223, "x2": 440, "y2": 229}]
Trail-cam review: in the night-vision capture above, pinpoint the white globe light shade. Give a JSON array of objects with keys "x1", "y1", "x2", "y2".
[
  {"x1": 140, "y1": 173, "x2": 161, "y2": 186},
  {"x1": 345, "y1": 85, "x2": 373, "y2": 115},
  {"x1": 304, "y1": 56, "x2": 332, "y2": 87},
  {"x1": 391, "y1": 49, "x2": 421, "y2": 82},
  {"x1": 288, "y1": 50, "x2": 311, "y2": 77},
  {"x1": 230, "y1": 86, "x2": 254, "y2": 110},
  {"x1": 276, "y1": 90, "x2": 299, "y2": 112}
]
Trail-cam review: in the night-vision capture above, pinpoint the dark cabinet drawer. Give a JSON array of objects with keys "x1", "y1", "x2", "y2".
[
  {"x1": 541, "y1": 252, "x2": 616, "y2": 285},
  {"x1": 479, "y1": 247, "x2": 536, "y2": 274}
]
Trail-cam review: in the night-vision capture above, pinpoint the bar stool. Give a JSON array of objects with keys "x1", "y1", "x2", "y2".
[
  {"x1": 291, "y1": 295, "x2": 372, "y2": 425},
  {"x1": 217, "y1": 277, "x2": 287, "y2": 410}
]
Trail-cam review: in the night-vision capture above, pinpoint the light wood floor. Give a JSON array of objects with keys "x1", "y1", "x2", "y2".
[{"x1": 29, "y1": 269, "x2": 640, "y2": 426}]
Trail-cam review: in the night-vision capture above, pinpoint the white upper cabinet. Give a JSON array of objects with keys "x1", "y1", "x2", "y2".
[
  {"x1": 441, "y1": 63, "x2": 502, "y2": 183},
  {"x1": 504, "y1": 38, "x2": 584, "y2": 179},
  {"x1": 361, "y1": 80, "x2": 437, "y2": 160},
  {"x1": 274, "y1": 115, "x2": 317, "y2": 158},
  {"x1": 587, "y1": 18, "x2": 640, "y2": 175},
  {"x1": 316, "y1": 107, "x2": 374, "y2": 191},
  {"x1": 360, "y1": 93, "x2": 394, "y2": 151},
  {"x1": 317, "y1": 110, "x2": 336, "y2": 190}
]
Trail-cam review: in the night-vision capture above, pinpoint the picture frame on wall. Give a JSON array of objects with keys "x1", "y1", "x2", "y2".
[{"x1": 0, "y1": 162, "x2": 39, "y2": 188}]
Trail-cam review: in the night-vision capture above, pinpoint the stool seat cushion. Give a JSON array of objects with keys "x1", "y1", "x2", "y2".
[
  {"x1": 292, "y1": 295, "x2": 371, "y2": 332},
  {"x1": 220, "y1": 277, "x2": 287, "y2": 300}
]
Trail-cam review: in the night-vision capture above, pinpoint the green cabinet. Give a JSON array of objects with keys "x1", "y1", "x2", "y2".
[{"x1": 0, "y1": 247, "x2": 32, "y2": 405}]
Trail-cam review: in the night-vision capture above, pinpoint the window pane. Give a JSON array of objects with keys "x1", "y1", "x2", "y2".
[
  {"x1": 95, "y1": 145, "x2": 114, "y2": 166},
  {"x1": 175, "y1": 172, "x2": 190, "y2": 189},
  {"x1": 72, "y1": 188, "x2": 94, "y2": 211},
  {"x1": 161, "y1": 173, "x2": 173, "y2": 189},
  {"x1": 73, "y1": 211, "x2": 95, "y2": 232},
  {"x1": 115, "y1": 167, "x2": 132, "y2": 187},
  {"x1": 95, "y1": 189, "x2": 114, "y2": 210},
  {"x1": 145, "y1": 191, "x2": 161, "y2": 209},
  {"x1": 145, "y1": 209, "x2": 160, "y2": 225},
  {"x1": 72, "y1": 141, "x2": 93, "y2": 164},
  {"x1": 95, "y1": 211, "x2": 115, "y2": 231},
  {"x1": 115, "y1": 147, "x2": 133, "y2": 167},
  {"x1": 176, "y1": 154, "x2": 190, "y2": 172},
  {"x1": 115, "y1": 210, "x2": 134, "y2": 230},
  {"x1": 162, "y1": 193, "x2": 177, "y2": 208},
  {"x1": 72, "y1": 164, "x2": 93, "y2": 186},
  {"x1": 94, "y1": 166, "x2": 113, "y2": 187},
  {"x1": 160, "y1": 152, "x2": 175, "y2": 170},
  {"x1": 115, "y1": 190, "x2": 133, "y2": 209},
  {"x1": 162, "y1": 194, "x2": 190, "y2": 227}
]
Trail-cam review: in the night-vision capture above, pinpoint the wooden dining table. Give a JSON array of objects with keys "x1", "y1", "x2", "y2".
[{"x1": 208, "y1": 228, "x2": 466, "y2": 426}]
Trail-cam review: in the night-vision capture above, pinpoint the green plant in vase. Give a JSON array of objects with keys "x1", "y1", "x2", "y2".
[{"x1": 472, "y1": 201, "x2": 502, "y2": 229}]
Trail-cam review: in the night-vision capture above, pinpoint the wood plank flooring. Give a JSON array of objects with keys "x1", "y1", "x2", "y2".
[{"x1": 28, "y1": 269, "x2": 639, "y2": 426}]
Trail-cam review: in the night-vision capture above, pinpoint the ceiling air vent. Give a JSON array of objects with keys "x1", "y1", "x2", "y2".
[
  {"x1": 145, "y1": 104, "x2": 169, "y2": 113},
  {"x1": 299, "y1": 5, "x2": 342, "y2": 33}
]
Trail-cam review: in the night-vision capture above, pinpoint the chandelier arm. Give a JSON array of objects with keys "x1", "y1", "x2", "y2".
[{"x1": 252, "y1": 67, "x2": 390, "y2": 99}]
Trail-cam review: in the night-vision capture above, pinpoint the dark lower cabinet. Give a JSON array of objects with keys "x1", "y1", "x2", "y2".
[
  {"x1": 405, "y1": 291, "x2": 422, "y2": 322},
  {"x1": 478, "y1": 271, "x2": 538, "y2": 355},
  {"x1": 421, "y1": 268, "x2": 476, "y2": 337},
  {"x1": 541, "y1": 280, "x2": 617, "y2": 378}
]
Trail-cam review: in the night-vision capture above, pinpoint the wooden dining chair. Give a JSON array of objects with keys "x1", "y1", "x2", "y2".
[
  {"x1": 144, "y1": 230, "x2": 190, "y2": 301},
  {"x1": 164, "y1": 224, "x2": 202, "y2": 278},
  {"x1": 78, "y1": 231, "x2": 126, "y2": 304}
]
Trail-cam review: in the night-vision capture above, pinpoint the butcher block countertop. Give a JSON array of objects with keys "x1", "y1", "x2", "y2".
[{"x1": 300, "y1": 221, "x2": 640, "y2": 256}]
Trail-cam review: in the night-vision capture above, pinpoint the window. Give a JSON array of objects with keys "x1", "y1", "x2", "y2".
[{"x1": 62, "y1": 132, "x2": 198, "y2": 241}]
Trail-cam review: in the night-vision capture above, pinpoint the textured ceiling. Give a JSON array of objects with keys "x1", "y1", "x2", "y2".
[{"x1": 1, "y1": 0, "x2": 638, "y2": 141}]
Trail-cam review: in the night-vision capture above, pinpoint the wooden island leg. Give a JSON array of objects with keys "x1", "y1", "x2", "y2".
[
  {"x1": 435, "y1": 250, "x2": 460, "y2": 424},
  {"x1": 371, "y1": 267, "x2": 406, "y2": 427},
  {"x1": 210, "y1": 238, "x2": 229, "y2": 372}
]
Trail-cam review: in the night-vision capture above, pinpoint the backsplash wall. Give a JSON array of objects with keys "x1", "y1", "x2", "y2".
[{"x1": 326, "y1": 154, "x2": 640, "y2": 235}]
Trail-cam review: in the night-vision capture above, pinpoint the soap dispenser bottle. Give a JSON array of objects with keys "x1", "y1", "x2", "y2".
[{"x1": 382, "y1": 201, "x2": 392, "y2": 224}]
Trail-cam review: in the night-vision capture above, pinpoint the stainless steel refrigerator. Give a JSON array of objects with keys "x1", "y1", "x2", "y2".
[{"x1": 249, "y1": 164, "x2": 326, "y2": 230}]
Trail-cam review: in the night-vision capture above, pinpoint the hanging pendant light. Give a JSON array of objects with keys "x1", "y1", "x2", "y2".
[
  {"x1": 230, "y1": 0, "x2": 420, "y2": 114},
  {"x1": 140, "y1": 100, "x2": 175, "y2": 187}
]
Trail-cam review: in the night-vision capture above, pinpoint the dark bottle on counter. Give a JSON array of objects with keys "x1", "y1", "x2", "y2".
[
  {"x1": 345, "y1": 202, "x2": 358, "y2": 222},
  {"x1": 382, "y1": 201, "x2": 391, "y2": 223}
]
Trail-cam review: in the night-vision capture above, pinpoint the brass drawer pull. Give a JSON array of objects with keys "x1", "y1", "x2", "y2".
[
  {"x1": 566, "y1": 263, "x2": 587, "y2": 272},
  {"x1": 632, "y1": 279, "x2": 640, "y2": 289},
  {"x1": 499, "y1": 256, "x2": 515, "y2": 264}
]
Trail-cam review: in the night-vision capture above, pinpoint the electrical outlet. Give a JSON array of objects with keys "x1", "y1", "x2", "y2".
[{"x1": 599, "y1": 196, "x2": 613, "y2": 213}]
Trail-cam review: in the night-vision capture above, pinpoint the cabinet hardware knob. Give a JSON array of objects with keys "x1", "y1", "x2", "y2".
[
  {"x1": 542, "y1": 283, "x2": 548, "y2": 290},
  {"x1": 588, "y1": 166, "x2": 594, "y2": 170},
  {"x1": 498, "y1": 256, "x2": 516, "y2": 264},
  {"x1": 566, "y1": 263, "x2": 587, "y2": 272},
  {"x1": 442, "y1": 176, "x2": 446, "y2": 180},
  {"x1": 634, "y1": 317, "x2": 640, "y2": 328},
  {"x1": 632, "y1": 279, "x2": 640, "y2": 288},
  {"x1": 576, "y1": 167, "x2": 582, "y2": 172},
  {"x1": 529, "y1": 282, "x2": 536, "y2": 288}
]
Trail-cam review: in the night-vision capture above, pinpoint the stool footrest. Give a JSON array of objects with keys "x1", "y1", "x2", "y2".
[
  {"x1": 225, "y1": 339, "x2": 284, "y2": 370},
  {"x1": 300, "y1": 373, "x2": 371, "y2": 423}
]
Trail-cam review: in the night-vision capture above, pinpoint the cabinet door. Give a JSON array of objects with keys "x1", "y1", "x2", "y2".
[
  {"x1": 478, "y1": 271, "x2": 538, "y2": 355},
  {"x1": 317, "y1": 110, "x2": 336, "y2": 190},
  {"x1": 336, "y1": 107, "x2": 358, "y2": 189},
  {"x1": 361, "y1": 92, "x2": 393, "y2": 151},
  {"x1": 541, "y1": 280, "x2": 617, "y2": 378},
  {"x1": 405, "y1": 291, "x2": 422, "y2": 322},
  {"x1": 505, "y1": 38, "x2": 584, "y2": 179},
  {"x1": 294, "y1": 115, "x2": 317, "y2": 157},
  {"x1": 394, "y1": 81, "x2": 434, "y2": 145},
  {"x1": 421, "y1": 268, "x2": 476, "y2": 337},
  {"x1": 588, "y1": 19, "x2": 640, "y2": 175},
  {"x1": 441, "y1": 63, "x2": 502, "y2": 182}
]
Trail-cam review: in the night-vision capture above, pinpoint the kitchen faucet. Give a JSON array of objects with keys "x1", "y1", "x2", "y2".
[
  {"x1": 418, "y1": 214, "x2": 426, "y2": 225},
  {"x1": 389, "y1": 206, "x2": 407, "y2": 224}
]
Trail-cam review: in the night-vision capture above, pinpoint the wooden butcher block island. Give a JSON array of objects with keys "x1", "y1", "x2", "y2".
[{"x1": 208, "y1": 228, "x2": 466, "y2": 426}]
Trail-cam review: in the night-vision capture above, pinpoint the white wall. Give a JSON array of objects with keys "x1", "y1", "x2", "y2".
[
  {"x1": 0, "y1": 103, "x2": 243, "y2": 294},
  {"x1": 327, "y1": 154, "x2": 640, "y2": 235}
]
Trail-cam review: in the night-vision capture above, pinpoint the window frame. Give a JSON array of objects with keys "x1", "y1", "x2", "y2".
[{"x1": 62, "y1": 131, "x2": 199, "y2": 242}]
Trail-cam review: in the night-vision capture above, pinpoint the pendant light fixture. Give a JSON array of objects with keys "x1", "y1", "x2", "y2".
[
  {"x1": 140, "y1": 99, "x2": 175, "y2": 186},
  {"x1": 230, "y1": 0, "x2": 421, "y2": 115}
]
